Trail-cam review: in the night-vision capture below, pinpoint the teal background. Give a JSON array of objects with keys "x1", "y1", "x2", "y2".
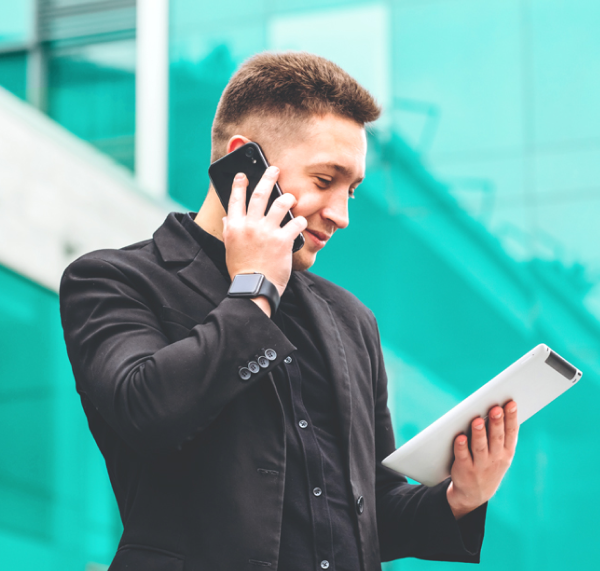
[{"x1": 1, "y1": 0, "x2": 600, "y2": 569}]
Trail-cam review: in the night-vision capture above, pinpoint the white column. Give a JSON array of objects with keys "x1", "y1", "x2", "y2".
[{"x1": 136, "y1": 0, "x2": 170, "y2": 198}]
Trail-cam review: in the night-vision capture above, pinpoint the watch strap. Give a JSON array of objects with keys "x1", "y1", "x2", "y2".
[{"x1": 227, "y1": 273, "x2": 280, "y2": 315}]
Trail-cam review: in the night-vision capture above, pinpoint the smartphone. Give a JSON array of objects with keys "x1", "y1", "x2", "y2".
[{"x1": 208, "y1": 142, "x2": 305, "y2": 253}]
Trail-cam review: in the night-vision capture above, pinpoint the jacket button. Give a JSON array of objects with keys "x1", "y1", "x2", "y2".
[
  {"x1": 248, "y1": 361, "x2": 260, "y2": 374},
  {"x1": 356, "y1": 495, "x2": 364, "y2": 515},
  {"x1": 320, "y1": 561, "x2": 330, "y2": 569},
  {"x1": 284, "y1": 356, "x2": 292, "y2": 364},
  {"x1": 313, "y1": 487, "x2": 322, "y2": 497},
  {"x1": 238, "y1": 367, "x2": 251, "y2": 381},
  {"x1": 264, "y1": 348, "x2": 277, "y2": 360},
  {"x1": 258, "y1": 355, "x2": 269, "y2": 368}
]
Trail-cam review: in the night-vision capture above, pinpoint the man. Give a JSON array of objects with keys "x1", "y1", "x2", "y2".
[{"x1": 59, "y1": 52, "x2": 518, "y2": 570}]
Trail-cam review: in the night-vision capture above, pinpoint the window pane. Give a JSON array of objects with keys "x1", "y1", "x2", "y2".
[
  {"x1": 47, "y1": 39, "x2": 136, "y2": 170},
  {"x1": 0, "y1": 52, "x2": 27, "y2": 100},
  {"x1": 0, "y1": 2, "x2": 34, "y2": 47}
]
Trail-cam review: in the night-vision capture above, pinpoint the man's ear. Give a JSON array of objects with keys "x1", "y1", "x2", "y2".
[{"x1": 226, "y1": 135, "x2": 251, "y2": 154}]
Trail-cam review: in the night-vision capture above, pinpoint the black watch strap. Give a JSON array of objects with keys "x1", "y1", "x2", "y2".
[{"x1": 227, "y1": 273, "x2": 280, "y2": 315}]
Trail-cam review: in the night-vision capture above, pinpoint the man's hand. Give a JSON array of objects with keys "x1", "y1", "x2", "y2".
[
  {"x1": 446, "y1": 401, "x2": 518, "y2": 519},
  {"x1": 222, "y1": 167, "x2": 307, "y2": 309}
]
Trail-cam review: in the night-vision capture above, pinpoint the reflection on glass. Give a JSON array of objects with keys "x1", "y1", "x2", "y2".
[
  {"x1": 169, "y1": 44, "x2": 236, "y2": 208},
  {"x1": 48, "y1": 39, "x2": 136, "y2": 170},
  {"x1": 0, "y1": 52, "x2": 27, "y2": 100},
  {"x1": 0, "y1": 2, "x2": 34, "y2": 46}
]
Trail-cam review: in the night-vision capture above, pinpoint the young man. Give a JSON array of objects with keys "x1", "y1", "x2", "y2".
[{"x1": 60, "y1": 52, "x2": 518, "y2": 570}]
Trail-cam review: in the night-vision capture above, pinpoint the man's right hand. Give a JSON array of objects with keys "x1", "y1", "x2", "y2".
[{"x1": 222, "y1": 166, "x2": 307, "y2": 313}]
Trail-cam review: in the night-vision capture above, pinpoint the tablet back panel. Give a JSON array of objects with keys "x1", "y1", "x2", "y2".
[{"x1": 381, "y1": 344, "x2": 582, "y2": 487}]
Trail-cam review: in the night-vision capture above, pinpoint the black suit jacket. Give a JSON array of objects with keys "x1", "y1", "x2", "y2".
[{"x1": 59, "y1": 212, "x2": 485, "y2": 571}]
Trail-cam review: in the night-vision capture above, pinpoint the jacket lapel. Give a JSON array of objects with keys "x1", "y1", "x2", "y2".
[
  {"x1": 291, "y1": 271, "x2": 353, "y2": 463},
  {"x1": 153, "y1": 212, "x2": 230, "y2": 307},
  {"x1": 177, "y1": 251, "x2": 230, "y2": 307}
]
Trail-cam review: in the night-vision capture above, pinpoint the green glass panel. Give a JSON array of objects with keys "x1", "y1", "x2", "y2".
[
  {"x1": 0, "y1": 265, "x2": 121, "y2": 570},
  {"x1": 169, "y1": 45, "x2": 237, "y2": 209},
  {"x1": 0, "y1": 51, "x2": 27, "y2": 100},
  {"x1": 47, "y1": 40, "x2": 136, "y2": 171}
]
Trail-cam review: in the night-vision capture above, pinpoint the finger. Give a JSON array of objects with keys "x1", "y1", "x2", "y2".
[
  {"x1": 504, "y1": 401, "x2": 519, "y2": 452},
  {"x1": 281, "y1": 215, "x2": 308, "y2": 242},
  {"x1": 488, "y1": 405, "x2": 505, "y2": 455},
  {"x1": 227, "y1": 173, "x2": 248, "y2": 219},
  {"x1": 246, "y1": 166, "x2": 279, "y2": 220},
  {"x1": 264, "y1": 193, "x2": 297, "y2": 227},
  {"x1": 470, "y1": 416, "x2": 488, "y2": 465},
  {"x1": 453, "y1": 433, "x2": 472, "y2": 466}
]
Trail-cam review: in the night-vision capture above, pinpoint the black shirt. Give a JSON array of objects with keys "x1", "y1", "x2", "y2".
[{"x1": 181, "y1": 212, "x2": 361, "y2": 570}]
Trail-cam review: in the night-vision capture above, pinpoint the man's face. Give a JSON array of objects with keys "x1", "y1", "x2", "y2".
[{"x1": 268, "y1": 114, "x2": 367, "y2": 271}]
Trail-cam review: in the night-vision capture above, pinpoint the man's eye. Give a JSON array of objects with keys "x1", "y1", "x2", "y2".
[{"x1": 316, "y1": 177, "x2": 331, "y2": 188}]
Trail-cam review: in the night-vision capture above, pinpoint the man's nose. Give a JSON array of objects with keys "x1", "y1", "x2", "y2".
[{"x1": 322, "y1": 191, "x2": 350, "y2": 230}]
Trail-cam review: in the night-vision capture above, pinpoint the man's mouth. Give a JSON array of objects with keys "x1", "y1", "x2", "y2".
[{"x1": 305, "y1": 229, "x2": 330, "y2": 248}]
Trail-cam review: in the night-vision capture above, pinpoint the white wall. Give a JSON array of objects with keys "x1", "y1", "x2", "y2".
[{"x1": 0, "y1": 86, "x2": 178, "y2": 292}]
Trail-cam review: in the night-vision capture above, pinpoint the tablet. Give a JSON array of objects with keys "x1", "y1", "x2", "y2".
[{"x1": 381, "y1": 344, "x2": 582, "y2": 487}]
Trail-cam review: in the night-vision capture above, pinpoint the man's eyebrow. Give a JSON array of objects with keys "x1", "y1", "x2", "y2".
[{"x1": 307, "y1": 162, "x2": 364, "y2": 184}]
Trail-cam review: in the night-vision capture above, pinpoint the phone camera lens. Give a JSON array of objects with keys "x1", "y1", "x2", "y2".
[{"x1": 245, "y1": 147, "x2": 254, "y2": 158}]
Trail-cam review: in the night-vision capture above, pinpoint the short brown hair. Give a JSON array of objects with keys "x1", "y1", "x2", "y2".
[{"x1": 210, "y1": 51, "x2": 381, "y2": 161}]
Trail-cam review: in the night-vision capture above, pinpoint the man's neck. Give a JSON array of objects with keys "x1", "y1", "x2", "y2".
[{"x1": 194, "y1": 187, "x2": 225, "y2": 242}]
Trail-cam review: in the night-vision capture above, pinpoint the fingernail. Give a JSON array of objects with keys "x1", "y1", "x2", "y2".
[
  {"x1": 474, "y1": 422, "x2": 484, "y2": 430},
  {"x1": 491, "y1": 411, "x2": 502, "y2": 419},
  {"x1": 508, "y1": 405, "x2": 517, "y2": 413},
  {"x1": 458, "y1": 439, "x2": 466, "y2": 446},
  {"x1": 269, "y1": 166, "x2": 279, "y2": 175},
  {"x1": 235, "y1": 172, "x2": 245, "y2": 180}
]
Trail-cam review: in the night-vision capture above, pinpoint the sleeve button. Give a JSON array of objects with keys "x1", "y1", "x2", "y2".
[
  {"x1": 264, "y1": 348, "x2": 277, "y2": 361},
  {"x1": 248, "y1": 361, "x2": 260, "y2": 374},
  {"x1": 258, "y1": 355, "x2": 270, "y2": 368},
  {"x1": 238, "y1": 367, "x2": 252, "y2": 381}
]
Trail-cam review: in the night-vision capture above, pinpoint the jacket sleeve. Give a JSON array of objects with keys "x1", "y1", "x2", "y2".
[
  {"x1": 59, "y1": 254, "x2": 296, "y2": 457},
  {"x1": 371, "y1": 314, "x2": 487, "y2": 563}
]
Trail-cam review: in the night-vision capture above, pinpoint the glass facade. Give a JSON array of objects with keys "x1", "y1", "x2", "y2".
[
  {"x1": 0, "y1": 2, "x2": 34, "y2": 46},
  {"x1": 0, "y1": 52, "x2": 28, "y2": 100},
  {"x1": 47, "y1": 39, "x2": 136, "y2": 170},
  {"x1": 0, "y1": 266, "x2": 121, "y2": 571},
  {"x1": 2, "y1": 0, "x2": 600, "y2": 568}
]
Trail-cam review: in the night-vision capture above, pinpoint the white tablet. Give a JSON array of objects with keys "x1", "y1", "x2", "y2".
[{"x1": 381, "y1": 344, "x2": 582, "y2": 487}]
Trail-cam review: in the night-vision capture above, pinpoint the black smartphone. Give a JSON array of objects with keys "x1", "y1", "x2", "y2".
[{"x1": 208, "y1": 142, "x2": 305, "y2": 253}]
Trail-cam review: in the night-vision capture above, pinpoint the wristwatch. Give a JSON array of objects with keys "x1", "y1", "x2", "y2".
[{"x1": 227, "y1": 273, "x2": 280, "y2": 315}]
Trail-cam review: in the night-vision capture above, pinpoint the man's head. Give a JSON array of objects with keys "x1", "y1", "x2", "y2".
[{"x1": 204, "y1": 51, "x2": 381, "y2": 271}]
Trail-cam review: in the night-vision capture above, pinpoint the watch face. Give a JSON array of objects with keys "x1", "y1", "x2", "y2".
[{"x1": 229, "y1": 273, "x2": 264, "y2": 295}]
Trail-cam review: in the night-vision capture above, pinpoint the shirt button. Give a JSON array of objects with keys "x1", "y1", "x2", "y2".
[
  {"x1": 298, "y1": 419, "x2": 308, "y2": 429},
  {"x1": 257, "y1": 355, "x2": 270, "y2": 368},
  {"x1": 264, "y1": 348, "x2": 277, "y2": 361},
  {"x1": 356, "y1": 495, "x2": 364, "y2": 515},
  {"x1": 247, "y1": 361, "x2": 260, "y2": 374},
  {"x1": 284, "y1": 356, "x2": 292, "y2": 364},
  {"x1": 313, "y1": 487, "x2": 322, "y2": 497},
  {"x1": 238, "y1": 367, "x2": 251, "y2": 381},
  {"x1": 320, "y1": 561, "x2": 330, "y2": 569}
]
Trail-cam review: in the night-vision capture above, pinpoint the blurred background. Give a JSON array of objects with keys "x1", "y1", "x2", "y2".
[{"x1": 1, "y1": 0, "x2": 599, "y2": 569}]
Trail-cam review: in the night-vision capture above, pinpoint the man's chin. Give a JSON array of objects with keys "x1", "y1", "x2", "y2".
[{"x1": 292, "y1": 250, "x2": 317, "y2": 272}]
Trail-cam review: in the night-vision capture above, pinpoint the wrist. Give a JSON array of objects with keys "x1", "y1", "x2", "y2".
[
  {"x1": 446, "y1": 482, "x2": 476, "y2": 520},
  {"x1": 250, "y1": 296, "x2": 272, "y2": 318}
]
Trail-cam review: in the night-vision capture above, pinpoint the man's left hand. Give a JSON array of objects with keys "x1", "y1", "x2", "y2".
[{"x1": 446, "y1": 401, "x2": 518, "y2": 519}]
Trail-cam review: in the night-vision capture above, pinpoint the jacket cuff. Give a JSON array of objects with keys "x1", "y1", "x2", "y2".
[{"x1": 427, "y1": 478, "x2": 487, "y2": 563}]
